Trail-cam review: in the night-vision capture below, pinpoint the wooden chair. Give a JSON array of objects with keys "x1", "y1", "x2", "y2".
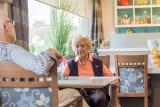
[
  {"x1": 93, "y1": 55, "x2": 110, "y2": 68},
  {"x1": 115, "y1": 55, "x2": 148, "y2": 107},
  {"x1": 94, "y1": 55, "x2": 119, "y2": 107},
  {"x1": 0, "y1": 62, "x2": 82, "y2": 107}
]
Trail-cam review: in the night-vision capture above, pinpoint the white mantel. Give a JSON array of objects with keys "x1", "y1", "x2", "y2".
[{"x1": 98, "y1": 48, "x2": 151, "y2": 56}]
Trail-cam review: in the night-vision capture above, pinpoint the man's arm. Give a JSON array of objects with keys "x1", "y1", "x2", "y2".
[{"x1": 9, "y1": 44, "x2": 56, "y2": 75}]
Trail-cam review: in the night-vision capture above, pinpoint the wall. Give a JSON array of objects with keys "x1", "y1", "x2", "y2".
[
  {"x1": 101, "y1": 0, "x2": 115, "y2": 40},
  {"x1": 109, "y1": 33, "x2": 160, "y2": 48}
]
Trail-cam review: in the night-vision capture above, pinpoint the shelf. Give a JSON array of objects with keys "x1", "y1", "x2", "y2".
[
  {"x1": 134, "y1": 5, "x2": 152, "y2": 8},
  {"x1": 116, "y1": 6, "x2": 133, "y2": 9},
  {"x1": 116, "y1": 24, "x2": 160, "y2": 28},
  {"x1": 115, "y1": 0, "x2": 160, "y2": 33},
  {"x1": 152, "y1": 5, "x2": 160, "y2": 7},
  {"x1": 116, "y1": 5, "x2": 160, "y2": 9}
]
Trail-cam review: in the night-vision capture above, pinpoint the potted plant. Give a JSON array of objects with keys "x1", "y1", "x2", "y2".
[
  {"x1": 50, "y1": 1, "x2": 75, "y2": 59},
  {"x1": 49, "y1": 1, "x2": 77, "y2": 73}
]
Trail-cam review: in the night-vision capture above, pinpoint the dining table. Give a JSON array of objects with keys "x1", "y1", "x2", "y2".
[{"x1": 58, "y1": 76, "x2": 119, "y2": 88}]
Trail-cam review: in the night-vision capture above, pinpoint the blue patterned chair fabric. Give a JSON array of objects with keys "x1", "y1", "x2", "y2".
[
  {"x1": 0, "y1": 88, "x2": 52, "y2": 107},
  {"x1": 119, "y1": 67, "x2": 144, "y2": 93},
  {"x1": 0, "y1": 62, "x2": 58, "y2": 107}
]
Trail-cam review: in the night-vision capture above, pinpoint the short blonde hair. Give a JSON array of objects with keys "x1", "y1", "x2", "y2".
[{"x1": 72, "y1": 35, "x2": 92, "y2": 52}]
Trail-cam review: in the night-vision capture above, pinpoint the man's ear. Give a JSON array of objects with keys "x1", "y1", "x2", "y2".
[{"x1": 3, "y1": 23, "x2": 9, "y2": 32}]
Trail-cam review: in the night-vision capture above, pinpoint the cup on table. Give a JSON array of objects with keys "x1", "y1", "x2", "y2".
[{"x1": 147, "y1": 39, "x2": 158, "y2": 49}]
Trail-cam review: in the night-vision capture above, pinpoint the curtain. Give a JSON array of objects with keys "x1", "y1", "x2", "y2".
[
  {"x1": 35, "y1": 0, "x2": 92, "y2": 19},
  {"x1": 91, "y1": 0, "x2": 104, "y2": 48},
  {"x1": 8, "y1": 0, "x2": 29, "y2": 50},
  {"x1": 35, "y1": 0, "x2": 59, "y2": 8}
]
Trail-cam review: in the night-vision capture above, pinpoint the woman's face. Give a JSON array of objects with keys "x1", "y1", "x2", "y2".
[{"x1": 75, "y1": 40, "x2": 90, "y2": 59}]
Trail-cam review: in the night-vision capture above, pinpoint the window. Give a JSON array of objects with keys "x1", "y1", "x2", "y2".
[
  {"x1": 71, "y1": 15, "x2": 91, "y2": 36},
  {"x1": 28, "y1": 0, "x2": 91, "y2": 56},
  {"x1": 28, "y1": 0, "x2": 53, "y2": 54}
]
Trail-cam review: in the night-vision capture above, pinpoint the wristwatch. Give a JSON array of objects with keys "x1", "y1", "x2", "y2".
[
  {"x1": 42, "y1": 52, "x2": 58, "y2": 62},
  {"x1": 49, "y1": 55, "x2": 58, "y2": 62}
]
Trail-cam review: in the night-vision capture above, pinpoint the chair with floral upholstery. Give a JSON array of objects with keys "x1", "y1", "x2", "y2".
[
  {"x1": 0, "y1": 62, "x2": 82, "y2": 107},
  {"x1": 115, "y1": 55, "x2": 149, "y2": 107}
]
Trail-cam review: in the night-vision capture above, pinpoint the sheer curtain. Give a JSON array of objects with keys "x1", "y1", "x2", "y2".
[
  {"x1": 91, "y1": 0, "x2": 104, "y2": 48},
  {"x1": 35, "y1": 0, "x2": 92, "y2": 19},
  {"x1": 8, "y1": 0, "x2": 29, "y2": 50}
]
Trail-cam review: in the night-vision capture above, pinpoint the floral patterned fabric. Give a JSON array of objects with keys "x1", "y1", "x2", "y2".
[
  {"x1": 0, "y1": 88, "x2": 52, "y2": 107},
  {"x1": 119, "y1": 67, "x2": 144, "y2": 93}
]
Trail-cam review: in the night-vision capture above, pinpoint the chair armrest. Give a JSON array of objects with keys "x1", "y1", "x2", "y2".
[{"x1": 59, "y1": 96, "x2": 82, "y2": 107}]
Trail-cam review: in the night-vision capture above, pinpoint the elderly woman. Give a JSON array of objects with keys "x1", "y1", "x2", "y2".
[{"x1": 61, "y1": 35, "x2": 113, "y2": 107}]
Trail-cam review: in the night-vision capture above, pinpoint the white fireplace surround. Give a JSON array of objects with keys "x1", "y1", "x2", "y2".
[{"x1": 109, "y1": 33, "x2": 160, "y2": 48}]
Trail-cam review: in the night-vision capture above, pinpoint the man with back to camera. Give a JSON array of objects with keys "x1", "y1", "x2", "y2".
[{"x1": 0, "y1": 14, "x2": 89, "y2": 107}]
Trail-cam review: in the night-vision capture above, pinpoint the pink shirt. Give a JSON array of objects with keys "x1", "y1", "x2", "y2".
[{"x1": 61, "y1": 55, "x2": 113, "y2": 77}]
